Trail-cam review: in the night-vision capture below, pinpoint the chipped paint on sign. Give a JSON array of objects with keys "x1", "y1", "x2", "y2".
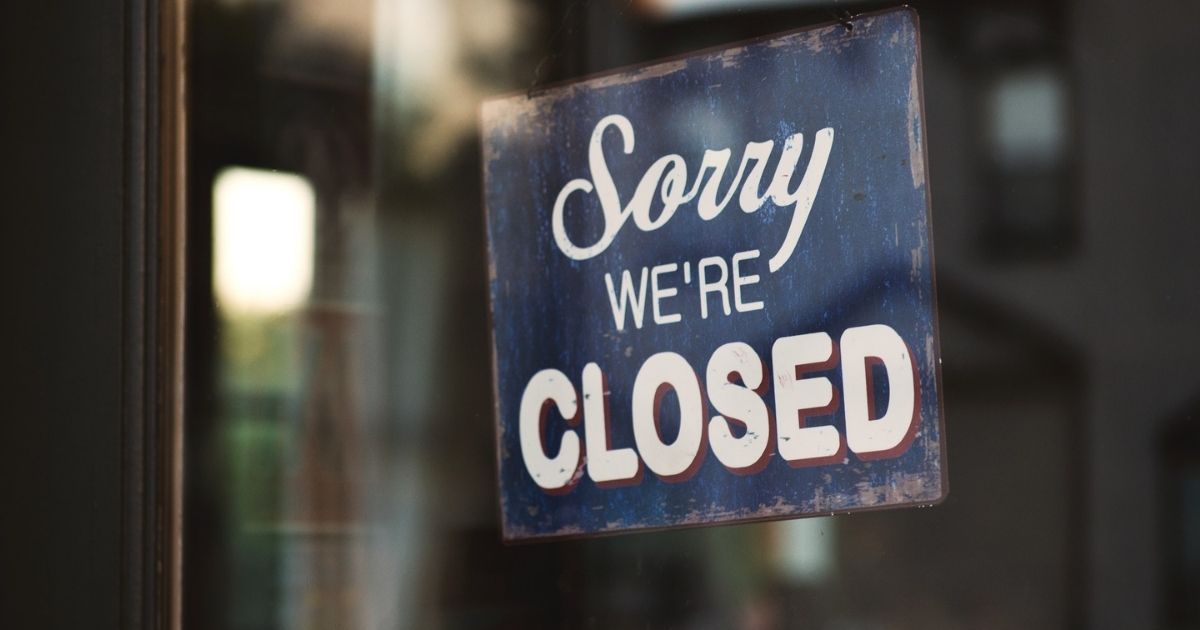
[{"x1": 482, "y1": 8, "x2": 946, "y2": 542}]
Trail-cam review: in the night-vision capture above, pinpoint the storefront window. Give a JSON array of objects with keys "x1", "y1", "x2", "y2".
[{"x1": 182, "y1": 1, "x2": 1200, "y2": 628}]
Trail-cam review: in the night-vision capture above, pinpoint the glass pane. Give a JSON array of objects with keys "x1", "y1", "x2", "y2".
[{"x1": 182, "y1": 1, "x2": 1200, "y2": 629}]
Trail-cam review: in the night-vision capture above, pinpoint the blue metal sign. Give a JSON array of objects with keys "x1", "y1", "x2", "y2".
[{"x1": 482, "y1": 8, "x2": 945, "y2": 541}]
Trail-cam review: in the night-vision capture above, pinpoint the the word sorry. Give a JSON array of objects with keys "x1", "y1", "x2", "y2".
[{"x1": 552, "y1": 114, "x2": 834, "y2": 273}]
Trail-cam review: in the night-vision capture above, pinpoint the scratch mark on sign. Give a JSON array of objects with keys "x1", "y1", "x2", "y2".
[{"x1": 907, "y1": 58, "x2": 926, "y2": 188}]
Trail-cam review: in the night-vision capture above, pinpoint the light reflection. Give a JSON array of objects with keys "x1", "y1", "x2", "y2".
[
  {"x1": 774, "y1": 517, "x2": 836, "y2": 584},
  {"x1": 642, "y1": 0, "x2": 858, "y2": 20},
  {"x1": 374, "y1": 0, "x2": 530, "y2": 177},
  {"x1": 213, "y1": 167, "x2": 315, "y2": 316},
  {"x1": 988, "y1": 67, "x2": 1066, "y2": 168}
]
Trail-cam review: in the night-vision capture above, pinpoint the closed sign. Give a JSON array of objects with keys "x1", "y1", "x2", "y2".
[{"x1": 482, "y1": 8, "x2": 946, "y2": 541}]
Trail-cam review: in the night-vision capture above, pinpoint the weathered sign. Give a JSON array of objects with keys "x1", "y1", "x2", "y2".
[{"x1": 482, "y1": 8, "x2": 945, "y2": 541}]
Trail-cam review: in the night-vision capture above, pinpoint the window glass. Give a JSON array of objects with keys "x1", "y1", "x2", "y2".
[{"x1": 183, "y1": 1, "x2": 1200, "y2": 628}]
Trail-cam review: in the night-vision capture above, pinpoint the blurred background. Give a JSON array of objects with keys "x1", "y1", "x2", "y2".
[{"x1": 182, "y1": 0, "x2": 1200, "y2": 628}]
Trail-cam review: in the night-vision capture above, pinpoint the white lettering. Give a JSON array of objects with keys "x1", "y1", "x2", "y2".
[
  {"x1": 551, "y1": 115, "x2": 833, "y2": 272},
  {"x1": 766, "y1": 128, "x2": 834, "y2": 272},
  {"x1": 551, "y1": 115, "x2": 634, "y2": 260},
  {"x1": 731, "y1": 249, "x2": 764, "y2": 313},
  {"x1": 707, "y1": 342, "x2": 771, "y2": 472},
  {"x1": 517, "y1": 325, "x2": 922, "y2": 493},
  {"x1": 650, "y1": 263, "x2": 681, "y2": 325},
  {"x1": 632, "y1": 352, "x2": 706, "y2": 481},
  {"x1": 604, "y1": 267, "x2": 649, "y2": 331},
  {"x1": 772, "y1": 332, "x2": 843, "y2": 465},
  {"x1": 698, "y1": 256, "x2": 730, "y2": 319},
  {"x1": 841, "y1": 324, "x2": 918, "y2": 459},
  {"x1": 582, "y1": 362, "x2": 641, "y2": 485},
  {"x1": 518, "y1": 369, "x2": 583, "y2": 491}
]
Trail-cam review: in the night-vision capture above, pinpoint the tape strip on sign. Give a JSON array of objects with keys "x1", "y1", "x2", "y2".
[{"x1": 482, "y1": 7, "x2": 947, "y2": 542}]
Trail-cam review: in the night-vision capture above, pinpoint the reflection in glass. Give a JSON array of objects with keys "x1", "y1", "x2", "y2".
[
  {"x1": 184, "y1": 1, "x2": 1192, "y2": 629},
  {"x1": 214, "y1": 167, "x2": 314, "y2": 316}
]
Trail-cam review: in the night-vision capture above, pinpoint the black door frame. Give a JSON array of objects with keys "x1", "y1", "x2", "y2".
[{"x1": 2, "y1": 0, "x2": 185, "y2": 628}]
